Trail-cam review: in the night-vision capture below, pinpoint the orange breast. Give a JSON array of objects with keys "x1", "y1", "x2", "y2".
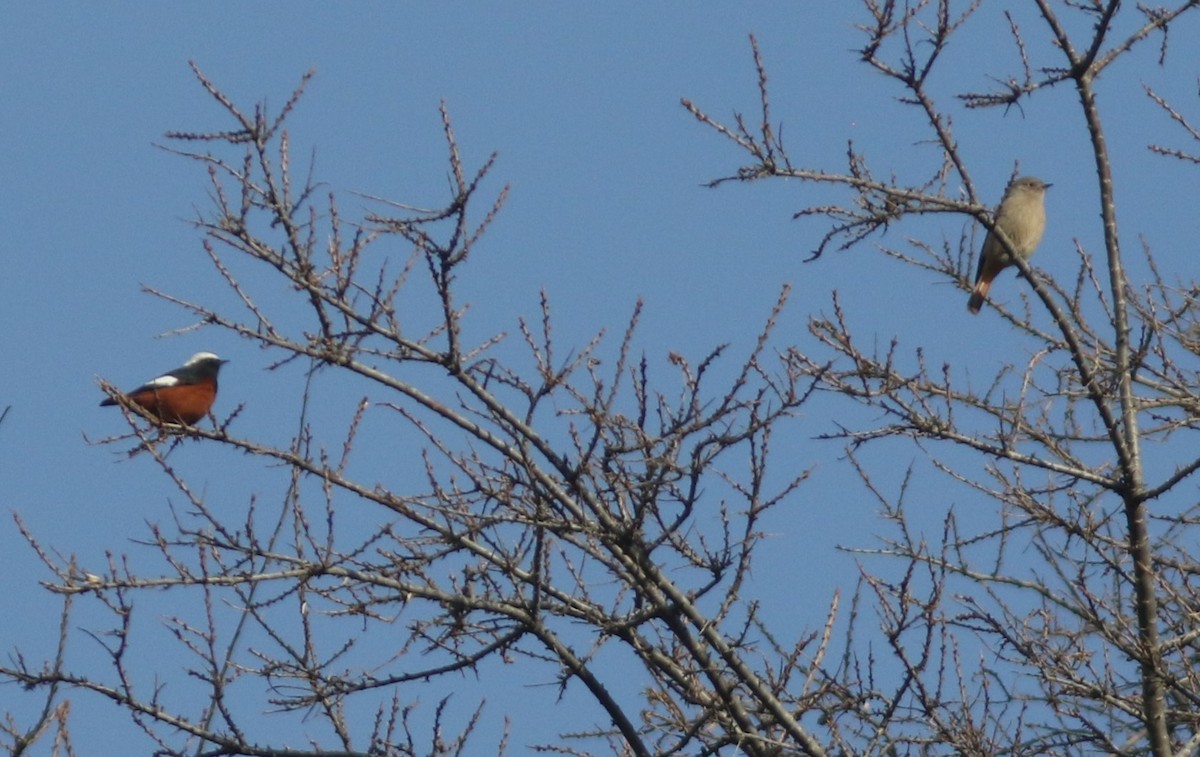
[{"x1": 126, "y1": 381, "x2": 217, "y2": 425}]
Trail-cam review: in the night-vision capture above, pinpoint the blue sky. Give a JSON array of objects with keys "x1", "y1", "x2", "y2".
[{"x1": 2, "y1": 3, "x2": 1196, "y2": 753}]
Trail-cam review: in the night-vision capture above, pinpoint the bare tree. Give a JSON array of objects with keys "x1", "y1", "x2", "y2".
[
  {"x1": 4, "y1": 2, "x2": 1199, "y2": 756},
  {"x1": 6, "y1": 64, "x2": 828, "y2": 756},
  {"x1": 682, "y1": 1, "x2": 1200, "y2": 755}
]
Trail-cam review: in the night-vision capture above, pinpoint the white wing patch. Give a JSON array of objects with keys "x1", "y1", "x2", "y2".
[{"x1": 145, "y1": 375, "x2": 181, "y2": 389}]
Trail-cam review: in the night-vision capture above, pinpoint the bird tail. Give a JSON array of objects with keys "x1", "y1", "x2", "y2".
[{"x1": 967, "y1": 280, "x2": 990, "y2": 314}]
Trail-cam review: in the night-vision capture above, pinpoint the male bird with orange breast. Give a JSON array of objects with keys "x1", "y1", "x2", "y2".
[{"x1": 100, "y1": 352, "x2": 228, "y2": 425}]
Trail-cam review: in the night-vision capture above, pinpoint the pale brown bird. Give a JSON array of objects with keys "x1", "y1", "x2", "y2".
[{"x1": 967, "y1": 176, "x2": 1051, "y2": 314}]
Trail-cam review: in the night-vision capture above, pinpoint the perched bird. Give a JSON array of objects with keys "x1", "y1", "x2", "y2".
[
  {"x1": 967, "y1": 176, "x2": 1051, "y2": 314},
  {"x1": 100, "y1": 352, "x2": 228, "y2": 425}
]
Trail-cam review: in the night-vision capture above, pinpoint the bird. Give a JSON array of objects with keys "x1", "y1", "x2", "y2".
[
  {"x1": 967, "y1": 176, "x2": 1051, "y2": 314},
  {"x1": 100, "y1": 352, "x2": 228, "y2": 425}
]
